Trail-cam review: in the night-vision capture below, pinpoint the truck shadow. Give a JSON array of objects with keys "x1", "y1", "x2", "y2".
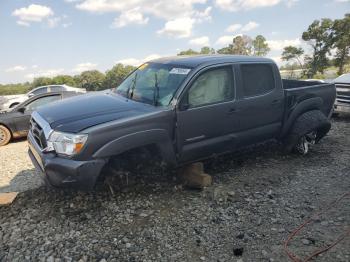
[
  {"x1": 3, "y1": 133, "x2": 333, "y2": 211},
  {"x1": 332, "y1": 112, "x2": 350, "y2": 122},
  {"x1": 94, "y1": 140, "x2": 285, "y2": 195},
  {"x1": 0, "y1": 168, "x2": 43, "y2": 193}
]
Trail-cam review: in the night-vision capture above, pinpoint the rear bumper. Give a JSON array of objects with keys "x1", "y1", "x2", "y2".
[{"x1": 28, "y1": 132, "x2": 106, "y2": 190}]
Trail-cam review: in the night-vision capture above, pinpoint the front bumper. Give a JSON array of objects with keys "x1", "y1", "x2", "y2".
[
  {"x1": 334, "y1": 102, "x2": 350, "y2": 113},
  {"x1": 28, "y1": 131, "x2": 106, "y2": 190}
]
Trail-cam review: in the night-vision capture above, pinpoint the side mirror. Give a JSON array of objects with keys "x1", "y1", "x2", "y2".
[
  {"x1": 17, "y1": 107, "x2": 26, "y2": 113},
  {"x1": 28, "y1": 93, "x2": 34, "y2": 98}
]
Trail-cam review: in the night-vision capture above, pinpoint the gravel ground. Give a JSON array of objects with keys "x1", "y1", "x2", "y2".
[
  {"x1": 0, "y1": 116, "x2": 349, "y2": 262},
  {"x1": 0, "y1": 139, "x2": 42, "y2": 193}
]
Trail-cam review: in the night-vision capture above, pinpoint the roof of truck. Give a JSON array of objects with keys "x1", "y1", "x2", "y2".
[{"x1": 150, "y1": 55, "x2": 274, "y2": 68}]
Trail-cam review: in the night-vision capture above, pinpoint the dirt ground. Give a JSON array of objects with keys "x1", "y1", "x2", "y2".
[{"x1": 0, "y1": 116, "x2": 349, "y2": 262}]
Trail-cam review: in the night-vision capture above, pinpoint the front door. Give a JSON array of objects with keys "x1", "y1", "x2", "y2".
[{"x1": 176, "y1": 65, "x2": 238, "y2": 163}]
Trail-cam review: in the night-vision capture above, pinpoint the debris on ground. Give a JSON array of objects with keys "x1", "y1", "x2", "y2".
[
  {"x1": 0, "y1": 192, "x2": 18, "y2": 205},
  {"x1": 178, "y1": 162, "x2": 212, "y2": 189}
]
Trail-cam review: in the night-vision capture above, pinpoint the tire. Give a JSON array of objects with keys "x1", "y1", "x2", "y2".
[
  {"x1": 283, "y1": 110, "x2": 331, "y2": 154},
  {"x1": 0, "y1": 125, "x2": 11, "y2": 146}
]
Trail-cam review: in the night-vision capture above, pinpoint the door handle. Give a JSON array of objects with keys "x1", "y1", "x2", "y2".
[{"x1": 271, "y1": 99, "x2": 281, "y2": 105}]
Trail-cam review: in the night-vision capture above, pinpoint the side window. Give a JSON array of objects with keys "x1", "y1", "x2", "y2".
[
  {"x1": 241, "y1": 64, "x2": 275, "y2": 97},
  {"x1": 50, "y1": 86, "x2": 64, "y2": 92},
  {"x1": 188, "y1": 67, "x2": 234, "y2": 108},
  {"x1": 25, "y1": 95, "x2": 60, "y2": 111},
  {"x1": 31, "y1": 87, "x2": 48, "y2": 96}
]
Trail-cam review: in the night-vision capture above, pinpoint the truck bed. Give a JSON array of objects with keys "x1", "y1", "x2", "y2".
[
  {"x1": 282, "y1": 79, "x2": 327, "y2": 89},
  {"x1": 282, "y1": 79, "x2": 336, "y2": 119}
]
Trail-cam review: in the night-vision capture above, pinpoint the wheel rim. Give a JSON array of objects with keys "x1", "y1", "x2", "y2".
[
  {"x1": 0, "y1": 128, "x2": 6, "y2": 143},
  {"x1": 296, "y1": 131, "x2": 317, "y2": 155}
]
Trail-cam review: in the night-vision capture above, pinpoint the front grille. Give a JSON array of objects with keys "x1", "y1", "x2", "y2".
[
  {"x1": 30, "y1": 117, "x2": 47, "y2": 149},
  {"x1": 335, "y1": 83, "x2": 350, "y2": 105}
]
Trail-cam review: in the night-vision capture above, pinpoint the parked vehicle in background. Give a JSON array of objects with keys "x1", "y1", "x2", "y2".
[
  {"x1": 305, "y1": 79, "x2": 325, "y2": 83},
  {"x1": 27, "y1": 55, "x2": 336, "y2": 190},
  {"x1": 0, "y1": 85, "x2": 86, "y2": 111},
  {"x1": 0, "y1": 91, "x2": 82, "y2": 146},
  {"x1": 333, "y1": 73, "x2": 350, "y2": 114}
]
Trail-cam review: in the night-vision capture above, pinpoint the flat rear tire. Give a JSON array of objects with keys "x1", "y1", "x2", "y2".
[{"x1": 283, "y1": 110, "x2": 331, "y2": 155}]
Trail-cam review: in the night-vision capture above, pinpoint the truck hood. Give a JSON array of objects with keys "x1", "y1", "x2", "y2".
[{"x1": 37, "y1": 91, "x2": 157, "y2": 133}]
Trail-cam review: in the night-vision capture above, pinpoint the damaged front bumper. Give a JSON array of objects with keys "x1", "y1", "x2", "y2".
[{"x1": 28, "y1": 131, "x2": 106, "y2": 190}]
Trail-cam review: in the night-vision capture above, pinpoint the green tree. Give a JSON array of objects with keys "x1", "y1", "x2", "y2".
[
  {"x1": 217, "y1": 46, "x2": 232, "y2": 54},
  {"x1": 77, "y1": 70, "x2": 105, "y2": 91},
  {"x1": 0, "y1": 83, "x2": 30, "y2": 95},
  {"x1": 332, "y1": 13, "x2": 350, "y2": 75},
  {"x1": 252, "y1": 35, "x2": 270, "y2": 56},
  {"x1": 232, "y1": 35, "x2": 252, "y2": 55},
  {"x1": 32, "y1": 77, "x2": 53, "y2": 88},
  {"x1": 217, "y1": 35, "x2": 252, "y2": 55},
  {"x1": 302, "y1": 18, "x2": 334, "y2": 77},
  {"x1": 177, "y1": 49, "x2": 200, "y2": 56},
  {"x1": 51, "y1": 75, "x2": 77, "y2": 86},
  {"x1": 200, "y1": 46, "x2": 215, "y2": 54},
  {"x1": 281, "y1": 46, "x2": 305, "y2": 75},
  {"x1": 103, "y1": 63, "x2": 135, "y2": 89}
]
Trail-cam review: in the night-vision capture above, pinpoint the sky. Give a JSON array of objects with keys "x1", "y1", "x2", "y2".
[{"x1": 0, "y1": 0, "x2": 349, "y2": 84}]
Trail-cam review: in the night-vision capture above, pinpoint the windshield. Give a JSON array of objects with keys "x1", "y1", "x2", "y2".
[
  {"x1": 334, "y1": 73, "x2": 350, "y2": 83},
  {"x1": 115, "y1": 63, "x2": 191, "y2": 106}
]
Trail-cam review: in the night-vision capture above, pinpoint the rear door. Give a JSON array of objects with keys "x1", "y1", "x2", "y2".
[
  {"x1": 176, "y1": 65, "x2": 239, "y2": 163},
  {"x1": 233, "y1": 63, "x2": 284, "y2": 146}
]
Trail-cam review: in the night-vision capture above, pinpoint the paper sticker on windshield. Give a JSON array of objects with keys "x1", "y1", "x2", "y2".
[{"x1": 169, "y1": 68, "x2": 191, "y2": 75}]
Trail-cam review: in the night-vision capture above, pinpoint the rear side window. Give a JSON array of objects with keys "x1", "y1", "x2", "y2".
[
  {"x1": 241, "y1": 64, "x2": 275, "y2": 97},
  {"x1": 50, "y1": 86, "x2": 64, "y2": 92},
  {"x1": 31, "y1": 87, "x2": 48, "y2": 95}
]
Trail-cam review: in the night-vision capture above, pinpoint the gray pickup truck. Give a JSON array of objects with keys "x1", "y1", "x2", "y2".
[{"x1": 28, "y1": 55, "x2": 336, "y2": 189}]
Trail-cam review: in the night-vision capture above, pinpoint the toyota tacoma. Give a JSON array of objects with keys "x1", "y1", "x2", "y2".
[{"x1": 27, "y1": 55, "x2": 336, "y2": 189}]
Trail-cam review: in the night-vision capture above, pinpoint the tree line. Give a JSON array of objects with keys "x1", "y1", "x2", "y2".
[
  {"x1": 1, "y1": 13, "x2": 348, "y2": 95},
  {"x1": 177, "y1": 35, "x2": 270, "y2": 57},
  {"x1": 0, "y1": 64, "x2": 136, "y2": 95},
  {"x1": 282, "y1": 13, "x2": 349, "y2": 77},
  {"x1": 178, "y1": 13, "x2": 349, "y2": 78}
]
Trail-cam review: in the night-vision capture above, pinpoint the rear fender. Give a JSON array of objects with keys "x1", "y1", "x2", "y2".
[
  {"x1": 92, "y1": 129, "x2": 177, "y2": 165},
  {"x1": 280, "y1": 97, "x2": 323, "y2": 138}
]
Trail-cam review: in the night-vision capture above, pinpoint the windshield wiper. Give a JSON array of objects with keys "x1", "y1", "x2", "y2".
[
  {"x1": 127, "y1": 73, "x2": 138, "y2": 99},
  {"x1": 153, "y1": 73, "x2": 159, "y2": 106}
]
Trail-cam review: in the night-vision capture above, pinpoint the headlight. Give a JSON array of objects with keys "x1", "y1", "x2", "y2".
[{"x1": 46, "y1": 131, "x2": 88, "y2": 156}]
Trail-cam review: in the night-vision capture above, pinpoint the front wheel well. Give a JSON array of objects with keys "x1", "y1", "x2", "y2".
[
  {"x1": 104, "y1": 143, "x2": 164, "y2": 172},
  {"x1": 0, "y1": 123, "x2": 13, "y2": 138},
  {"x1": 9, "y1": 102, "x2": 20, "y2": 108}
]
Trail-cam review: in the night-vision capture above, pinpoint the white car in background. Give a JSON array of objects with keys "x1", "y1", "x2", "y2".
[
  {"x1": 0, "y1": 85, "x2": 86, "y2": 111},
  {"x1": 332, "y1": 73, "x2": 350, "y2": 114}
]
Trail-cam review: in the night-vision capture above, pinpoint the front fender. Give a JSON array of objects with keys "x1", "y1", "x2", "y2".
[{"x1": 92, "y1": 129, "x2": 177, "y2": 165}]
